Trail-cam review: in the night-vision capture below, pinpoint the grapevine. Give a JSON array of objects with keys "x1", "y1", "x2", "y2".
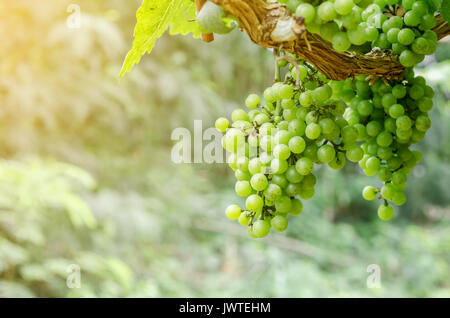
[{"x1": 122, "y1": 0, "x2": 450, "y2": 238}]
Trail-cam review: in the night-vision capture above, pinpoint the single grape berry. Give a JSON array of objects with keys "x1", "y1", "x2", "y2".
[
  {"x1": 378, "y1": 204, "x2": 394, "y2": 221},
  {"x1": 362, "y1": 186, "x2": 378, "y2": 200}
]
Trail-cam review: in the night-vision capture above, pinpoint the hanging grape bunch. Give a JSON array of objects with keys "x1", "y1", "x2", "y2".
[
  {"x1": 213, "y1": 0, "x2": 443, "y2": 238},
  {"x1": 121, "y1": 1, "x2": 449, "y2": 238}
]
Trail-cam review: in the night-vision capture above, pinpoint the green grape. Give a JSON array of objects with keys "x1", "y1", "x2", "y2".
[
  {"x1": 403, "y1": 10, "x2": 421, "y2": 27},
  {"x1": 415, "y1": 114, "x2": 431, "y2": 131},
  {"x1": 362, "y1": 4, "x2": 381, "y2": 21},
  {"x1": 223, "y1": 128, "x2": 245, "y2": 152},
  {"x1": 366, "y1": 156, "x2": 381, "y2": 174},
  {"x1": 285, "y1": 166, "x2": 304, "y2": 183},
  {"x1": 317, "y1": 144, "x2": 336, "y2": 163},
  {"x1": 392, "y1": 42, "x2": 407, "y2": 55},
  {"x1": 305, "y1": 111, "x2": 318, "y2": 124},
  {"x1": 334, "y1": 0, "x2": 354, "y2": 15},
  {"x1": 392, "y1": 170, "x2": 407, "y2": 185},
  {"x1": 289, "y1": 136, "x2": 306, "y2": 154},
  {"x1": 235, "y1": 181, "x2": 253, "y2": 197},
  {"x1": 378, "y1": 204, "x2": 394, "y2": 221},
  {"x1": 299, "y1": 91, "x2": 313, "y2": 106},
  {"x1": 253, "y1": 219, "x2": 271, "y2": 238},
  {"x1": 313, "y1": 85, "x2": 332, "y2": 103},
  {"x1": 279, "y1": 84, "x2": 294, "y2": 99},
  {"x1": 225, "y1": 205, "x2": 241, "y2": 220},
  {"x1": 301, "y1": 173, "x2": 317, "y2": 189},
  {"x1": 341, "y1": 7, "x2": 363, "y2": 30},
  {"x1": 238, "y1": 212, "x2": 250, "y2": 226},
  {"x1": 417, "y1": 96, "x2": 433, "y2": 112},
  {"x1": 412, "y1": 1, "x2": 428, "y2": 16},
  {"x1": 274, "y1": 130, "x2": 291, "y2": 145},
  {"x1": 299, "y1": 187, "x2": 315, "y2": 200},
  {"x1": 197, "y1": 1, "x2": 235, "y2": 34},
  {"x1": 231, "y1": 109, "x2": 249, "y2": 122},
  {"x1": 296, "y1": 3, "x2": 316, "y2": 24},
  {"x1": 273, "y1": 144, "x2": 291, "y2": 160},
  {"x1": 235, "y1": 169, "x2": 250, "y2": 181},
  {"x1": 411, "y1": 37, "x2": 430, "y2": 55},
  {"x1": 341, "y1": 125, "x2": 358, "y2": 143},
  {"x1": 319, "y1": 118, "x2": 336, "y2": 135},
  {"x1": 320, "y1": 22, "x2": 340, "y2": 42},
  {"x1": 366, "y1": 121, "x2": 382, "y2": 137},
  {"x1": 250, "y1": 173, "x2": 268, "y2": 191},
  {"x1": 275, "y1": 196, "x2": 292, "y2": 214},
  {"x1": 318, "y1": 1, "x2": 337, "y2": 22},
  {"x1": 296, "y1": 157, "x2": 314, "y2": 175},
  {"x1": 389, "y1": 104, "x2": 405, "y2": 119},
  {"x1": 264, "y1": 183, "x2": 282, "y2": 201},
  {"x1": 346, "y1": 145, "x2": 364, "y2": 162},
  {"x1": 328, "y1": 152, "x2": 346, "y2": 169},
  {"x1": 365, "y1": 25, "x2": 379, "y2": 41},
  {"x1": 384, "y1": 117, "x2": 397, "y2": 133},
  {"x1": 392, "y1": 191, "x2": 406, "y2": 206},
  {"x1": 357, "y1": 100, "x2": 373, "y2": 116},
  {"x1": 332, "y1": 32, "x2": 352, "y2": 52},
  {"x1": 377, "y1": 147, "x2": 393, "y2": 160},
  {"x1": 399, "y1": 50, "x2": 419, "y2": 67},
  {"x1": 289, "y1": 198, "x2": 303, "y2": 216},
  {"x1": 271, "y1": 215, "x2": 288, "y2": 232},
  {"x1": 305, "y1": 123, "x2": 321, "y2": 140},
  {"x1": 281, "y1": 99, "x2": 295, "y2": 110},
  {"x1": 408, "y1": 84, "x2": 424, "y2": 100},
  {"x1": 381, "y1": 183, "x2": 396, "y2": 200},
  {"x1": 271, "y1": 158, "x2": 289, "y2": 174},
  {"x1": 396, "y1": 115, "x2": 412, "y2": 131},
  {"x1": 376, "y1": 130, "x2": 393, "y2": 147},
  {"x1": 245, "y1": 94, "x2": 260, "y2": 109},
  {"x1": 397, "y1": 28, "x2": 415, "y2": 45},
  {"x1": 382, "y1": 93, "x2": 397, "y2": 108},
  {"x1": 236, "y1": 156, "x2": 249, "y2": 172},
  {"x1": 386, "y1": 27, "x2": 400, "y2": 43},
  {"x1": 412, "y1": 150, "x2": 422, "y2": 164},
  {"x1": 377, "y1": 167, "x2": 392, "y2": 182},
  {"x1": 285, "y1": 183, "x2": 302, "y2": 196},
  {"x1": 392, "y1": 84, "x2": 407, "y2": 98},
  {"x1": 362, "y1": 186, "x2": 378, "y2": 200},
  {"x1": 288, "y1": 119, "x2": 306, "y2": 136},
  {"x1": 420, "y1": 14, "x2": 436, "y2": 30},
  {"x1": 215, "y1": 117, "x2": 229, "y2": 132},
  {"x1": 246, "y1": 194, "x2": 264, "y2": 212},
  {"x1": 272, "y1": 174, "x2": 288, "y2": 189}
]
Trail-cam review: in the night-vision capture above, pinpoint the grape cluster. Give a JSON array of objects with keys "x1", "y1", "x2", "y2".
[
  {"x1": 211, "y1": 0, "x2": 438, "y2": 238},
  {"x1": 217, "y1": 63, "x2": 377, "y2": 238},
  {"x1": 288, "y1": 0, "x2": 438, "y2": 66},
  {"x1": 333, "y1": 69, "x2": 432, "y2": 219},
  {"x1": 216, "y1": 54, "x2": 434, "y2": 237}
]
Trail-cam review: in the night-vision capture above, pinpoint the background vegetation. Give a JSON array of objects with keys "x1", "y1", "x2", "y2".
[{"x1": 0, "y1": 0, "x2": 449, "y2": 297}]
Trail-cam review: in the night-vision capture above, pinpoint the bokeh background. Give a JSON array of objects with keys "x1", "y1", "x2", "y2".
[{"x1": 0, "y1": 0, "x2": 449, "y2": 297}]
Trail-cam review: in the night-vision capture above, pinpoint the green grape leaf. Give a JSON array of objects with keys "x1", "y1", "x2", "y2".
[
  {"x1": 442, "y1": 0, "x2": 450, "y2": 24},
  {"x1": 120, "y1": 0, "x2": 201, "y2": 77},
  {"x1": 168, "y1": 0, "x2": 202, "y2": 37}
]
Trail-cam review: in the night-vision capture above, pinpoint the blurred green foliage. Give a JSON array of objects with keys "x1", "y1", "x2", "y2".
[{"x1": 0, "y1": 0, "x2": 449, "y2": 297}]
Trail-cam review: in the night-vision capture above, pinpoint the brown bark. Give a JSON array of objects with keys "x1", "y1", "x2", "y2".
[{"x1": 210, "y1": 0, "x2": 450, "y2": 80}]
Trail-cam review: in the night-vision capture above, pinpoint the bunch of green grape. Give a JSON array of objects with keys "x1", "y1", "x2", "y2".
[
  {"x1": 216, "y1": 62, "x2": 377, "y2": 238},
  {"x1": 331, "y1": 69, "x2": 433, "y2": 220},
  {"x1": 284, "y1": 0, "x2": 439, "y2": 66},
  {"x1": 215, "y1": 54, "x2": 435, "y2": 237}
]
